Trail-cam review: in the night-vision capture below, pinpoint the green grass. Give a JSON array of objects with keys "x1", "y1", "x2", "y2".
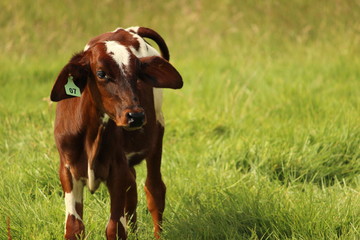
[{"x1": 1, "y1": 0, "x2": 360, "y2": 239}]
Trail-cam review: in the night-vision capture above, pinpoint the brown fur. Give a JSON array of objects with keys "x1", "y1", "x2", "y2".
[{"x1": 50, "y1": 27, "x2": 182, "y2": 240}]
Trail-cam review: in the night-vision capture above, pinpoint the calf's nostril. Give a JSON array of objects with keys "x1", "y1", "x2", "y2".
[
  {"x1": 126, "y1": 112, "x2": 145, "y2": 128},
  {"x1": 127, "y1": 112, "x2": 145, "y2": 119}
]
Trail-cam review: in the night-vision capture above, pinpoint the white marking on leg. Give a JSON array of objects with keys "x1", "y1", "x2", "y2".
[
  {"x1": 105, "y1": 41, "x2": 130, "y2": 74},
  {"x1": 153, "y1": 88, "x2": 165, "y2": 126},
  {"x1": 65, "y1": 176, "x2": 84, "y2": 222}
]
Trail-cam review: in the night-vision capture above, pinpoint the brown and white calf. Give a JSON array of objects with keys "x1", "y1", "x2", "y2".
[{"x1": 50, "y1": 27, "x2": 183, "y2": 240}]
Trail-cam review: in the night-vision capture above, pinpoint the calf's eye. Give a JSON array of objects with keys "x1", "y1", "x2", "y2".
[{"x1": 96, "y1": 70, "x2": 106, "y2": 79}]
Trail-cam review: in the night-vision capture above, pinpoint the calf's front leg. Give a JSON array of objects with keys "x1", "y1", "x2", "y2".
[
  {"x1": 60, "y1": 162, "x2": 85, "y2": 240},
  {"x1": 106, "y1": 162, "x2": 131, "y2": 240}
]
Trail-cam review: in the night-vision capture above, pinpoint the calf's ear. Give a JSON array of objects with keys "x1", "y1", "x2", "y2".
[
  {"x1": 139, "y1": 56, "x2": 183, "y2": 89},
  {"x1": 50, "y1": 52, "x2": 89, "y2": 102}
]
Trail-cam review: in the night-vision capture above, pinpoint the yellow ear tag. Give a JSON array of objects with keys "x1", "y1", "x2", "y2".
[{"x1": 64, "y1": 75, "x2": 81, "y2": 97}]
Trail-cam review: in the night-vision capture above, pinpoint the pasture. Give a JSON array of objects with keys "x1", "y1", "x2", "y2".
[{"x1": 1, "y1": 0, "x2": 360, "y2": 239}]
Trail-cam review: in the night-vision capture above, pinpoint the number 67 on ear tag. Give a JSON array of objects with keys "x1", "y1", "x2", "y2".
[{"x1": 65, "y1": 75, "x2": 81, "y2": 97}]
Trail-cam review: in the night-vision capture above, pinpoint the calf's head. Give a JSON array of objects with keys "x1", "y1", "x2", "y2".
[{"x1": 50, "y1": 40, "x2": 182, "y2": 130}]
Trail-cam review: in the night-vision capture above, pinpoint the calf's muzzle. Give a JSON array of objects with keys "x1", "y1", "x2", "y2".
[
  {"x1": 127, "y1": 111, "x2": 146, "y2": 128},
  {"x1": 114, "y1": 106, "x2": 146, "y2": 130}
]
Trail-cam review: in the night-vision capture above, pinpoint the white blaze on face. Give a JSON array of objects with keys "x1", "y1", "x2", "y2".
[
  {"x1": 105, "y1": 41, "x2": 130, "y2": 73},
  {"x1": 64, "y1": 175, "x2": 84, "y2": 222}
]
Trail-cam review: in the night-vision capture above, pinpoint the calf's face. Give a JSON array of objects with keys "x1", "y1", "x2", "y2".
[
  {"x1": 50, "y1": 40, "x2": 182, "y2": 130},
  {"x1": 89, "y1": 41, "x2": 146, "y2": 129}
]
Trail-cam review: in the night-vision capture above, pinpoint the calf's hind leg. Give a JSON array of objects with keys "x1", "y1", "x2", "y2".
[
  {"x1": 59, "y1": 162, "x2": 85, "y2": 240},
  {"x1": 144, "y1": 126, "x2": 166, "y2": 239}
]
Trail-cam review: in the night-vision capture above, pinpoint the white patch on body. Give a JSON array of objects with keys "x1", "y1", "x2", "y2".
[
  {"x1": 153, "y1": 88, "x2": 164, "y2": 126},
  {"x1": 125, "y1": 28, "x2": 160, "y2": 58},
  {"x1": 105, "y1": 41, "x2": 130, "y2": 73},
  {"x1": 128, "y1": 34, "x2": 160, "y2": 58},
  {"x1": 64, "y1": 175, "x2": 84, "y2": 223}
]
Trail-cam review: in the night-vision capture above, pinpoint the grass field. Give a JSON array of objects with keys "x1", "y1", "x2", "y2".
[{"x1": 1, "y1": 0, "x2": 360, "y2": 239}]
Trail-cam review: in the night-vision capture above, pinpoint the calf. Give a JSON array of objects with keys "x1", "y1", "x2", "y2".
[{"x1": 50, "y1": 26, "x2": 183, "y2": 240}]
